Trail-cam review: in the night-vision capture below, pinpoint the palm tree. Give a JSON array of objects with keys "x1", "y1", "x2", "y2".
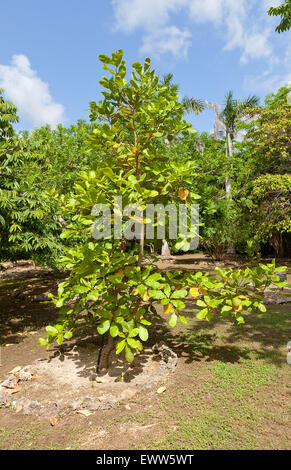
[
  {"x1": 207, "y1": 91, "x2": 259, "y2": 199},
  {"x1": 159, "y1": 76, "x2": 205, "y2": 258},
  {"x1": 206, "y1": 91, "x2": 259, "y2": 254}
]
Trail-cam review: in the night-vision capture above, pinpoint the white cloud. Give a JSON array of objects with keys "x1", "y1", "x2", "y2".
[
  {"x1": 111, "y1": 0, "x2": 275, "y2": 62},
  {"x1": 239, "y1": 29, "x2": 272, "y2": 63},
  {"x1": 244, "y1": 69, "x2": 291, "y2": 94},
  {"x1": 112, "y1": 0, "x2": 185, "y2": 32},
  {"x1": 140, "y1": 26, "x2": 191, "y2": 58},
  {"x1": 0, "y1": 55, "x2": 65, "y2": 128}
]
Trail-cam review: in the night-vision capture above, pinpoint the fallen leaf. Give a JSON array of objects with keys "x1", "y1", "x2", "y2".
[
  {"x1": 145, "y1": 364, "x2": 157, "y2": 373},
  {"x1": 8, "y1": 366, "x2": 21, "y2": 375},
  {"x1": 50, "y1": 417, "x2": 57, "y2": 426},
  {"x1": 4, "y1": 344, "x2": 14, "y2": 347},
  {"x1": 31, "y1": 375, "x2": 44, "y2": 380},
  {"x1": 15, "y1": 405, "x2": 23, "y2": 413},
  {"x1": 77, "y1": 410, "x2": 92, "y2": 417},
  {"x1": 157, "y1": 386, "x2": 166, "y2": 394}
]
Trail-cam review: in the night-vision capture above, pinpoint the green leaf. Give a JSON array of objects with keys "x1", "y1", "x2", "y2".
[
  {"x1": 57, "y1": 334, "x2": 63, "y2": 345},
  {"x1": 38, "y1": 338, "x2": 47, "y2": 346},
  {"x1": 258, "y1": 303, "x2": 267, "y2": 312},
  {"x1": 64, "y1": 331, "x2": 73, "y2": 340},
  {"x1": 99, "y1": 54, "x2": 113, "y2": 64},
  {"x1": 46, "y1": 326, "x2": 58, "y2": 337},
  {"x1": 171, "y1": 300, "x2": 185, "y2": 309},
  {"x1": 110, "y1": 325, "x2": 119, "y2": 337},
  {"x1": 127, "y1": 338, "x2": 142, "y2": 350},
  {"x1": 148, "y1": 289, "x2": 165, "y2": 299},
  {"x1": 73, "y1": 285, "x2": 89, "y2": 294},
  {"x1": 179, "y1": 315, "x2": 187, "y2": 325},
  {"x1": 138, "y1": 325, "x2": 148, "y2": 341},
  {"x1": 125, "y1": 345, "x2": 134, "y2": 362},
  {"x1": 116, "y1": 339, "x2": 126, "y2": 354},
  {"x1": 132, "y1": 61, "x2": 143, "y2": 74},
  {"x1": 196, "y1": 299, "x2": 206, "y2": 307},
  {"x1": 128, "y1": 328, "x2": 139, "y2": 338},
  {"x1": 97, "y1": 320, "x2": 111, "y2": 335},
  {"x1": 169, "y1": 313, "x2": 178, "y2": 328},
  {"x1": 196, "y1": 308, "x2": 208, "y2": 319},
  {"x1": 171, "y1": 289, "x2": 187, "y2": 299}
]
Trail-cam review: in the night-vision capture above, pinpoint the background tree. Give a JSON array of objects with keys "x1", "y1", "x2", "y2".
[
  {"x1": 248, "y1": 174, "x2": 291, "y2": 257},
  {"x1": 207, "y1": 91, "x2": 259, "y2": 199},
  {"x1": 243, "y1": 85, "x2": 291, "y2": 176},
  {"x1": 268, "y1": 0, "x2": 291, "y2": 33},
  {"x1": 0, "y1": 88, "x2": 19, "y2": 139}
]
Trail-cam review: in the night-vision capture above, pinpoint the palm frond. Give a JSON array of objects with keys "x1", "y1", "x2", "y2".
[{"x1": 182, "y1": 96, "x2": 205, "y2": 115}]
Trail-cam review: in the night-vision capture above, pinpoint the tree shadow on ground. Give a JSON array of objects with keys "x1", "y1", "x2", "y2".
[
  {"x1": 1, "y1": 274, "x2": 290, "y2": 378},
  {"x1": 0, "y1": 277, "x2": 61, "y2": 345},
  {"x1": 150, "y1": 303, "x2": 290, "y2": 367}
]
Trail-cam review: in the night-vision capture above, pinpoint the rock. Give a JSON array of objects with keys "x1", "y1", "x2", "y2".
[
  {"x1": 67, "y1": 398, "x2": 82, "y2": 411},
  {"x1": 95, "y1": 376, "x2": 109, "y2": 383},
  {"x1": 8, "y1": 366, "x2": 22, "y2": 375},
  {"x1": 18, "y1": 370, "x2": 32, "y2": 381},
  {"x1": 120, "y1": 388, "x2": 137, "y2": 400},
  {"x1": 0, "y1": 389, "x2": 10, "y2": 407},
  {"x1": 22, "y1": 400, "x2": 41, "y2": 415},
  {"x1": 32, "y1": 293, "x2": 50, "y2": 302},
  {"x1": 1, "y1": 375, "x2": 17, "y2": 389},
  {"x1": 77, "y1": 409, "x2": 92, "y2": 417},
  {"x1": 152, "y1": 342, "x2": 178, "y2": 369},
  {"x1": 82, "y1": 396, "x2": 100, "y2": 410}
]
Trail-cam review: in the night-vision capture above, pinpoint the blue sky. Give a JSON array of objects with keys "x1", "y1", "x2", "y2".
[{"x1": 0, "y1": 0, "x2": 290, "y2": 133}]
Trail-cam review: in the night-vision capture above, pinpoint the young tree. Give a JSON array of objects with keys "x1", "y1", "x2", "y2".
[{"x1": 40, "y1": 51, "x2": 287, "y2": 369}]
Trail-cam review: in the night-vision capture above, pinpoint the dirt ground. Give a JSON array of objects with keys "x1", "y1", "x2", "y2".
[{"x1": 0, "y1": 255, "x2": 290, "y2": 450}]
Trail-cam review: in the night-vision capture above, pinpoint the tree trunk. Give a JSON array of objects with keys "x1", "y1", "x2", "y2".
[
  {"x1": 225, "y1": 130, "x2": 232, "y2": 199},
  {"x1": 225, "y1": 130, "x2": 235, "y2": 255},
  {"x1": 98, "y1": 333, "x2": 116, "y2": 373},
  {"x1": 273, "y1": 232, "x2": 284, "y2": 258}
]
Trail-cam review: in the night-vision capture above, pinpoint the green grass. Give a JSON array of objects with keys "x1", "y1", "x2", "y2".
[{"x1": 148, "y1": 358, "x2": 288, "y2": 450}]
